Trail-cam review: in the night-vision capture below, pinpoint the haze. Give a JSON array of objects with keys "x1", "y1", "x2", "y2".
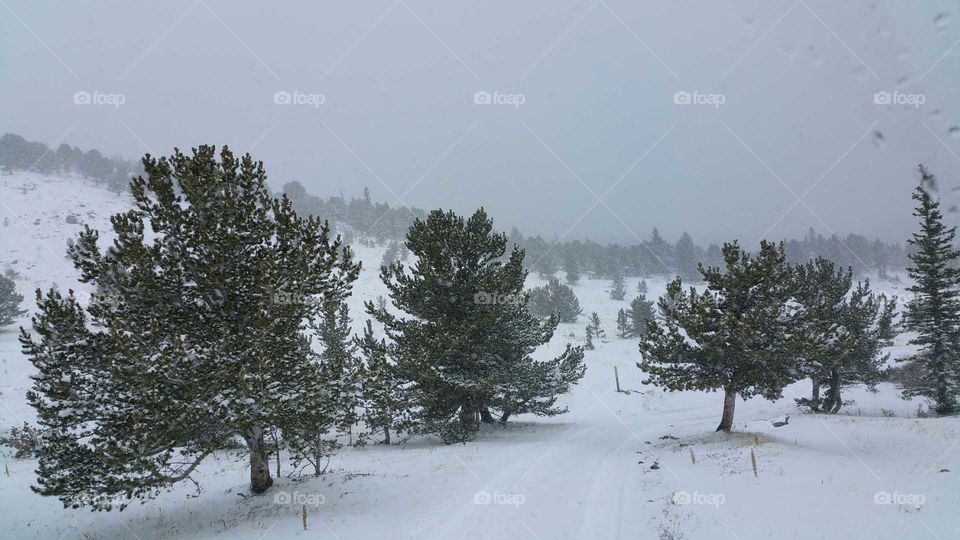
[{"x1": 2, "y1": 0, "x2": 959, "y2": 244}]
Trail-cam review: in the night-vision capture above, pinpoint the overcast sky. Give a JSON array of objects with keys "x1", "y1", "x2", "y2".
[{"x1": 2, "y1": 0, "x2": 959, "y2": 244}]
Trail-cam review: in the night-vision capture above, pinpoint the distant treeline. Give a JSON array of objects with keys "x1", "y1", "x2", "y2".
[
  {"x1": 0, "y1": 133, "x2": 140, "y2": 193},
  {"x1": 1, "y1": 132, "x2": 908, "y2": 278}
]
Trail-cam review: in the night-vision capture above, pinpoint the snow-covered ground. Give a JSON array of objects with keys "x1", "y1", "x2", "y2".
[{"x1": 1, "y1": 173, "x2": 958, "y2": 539}]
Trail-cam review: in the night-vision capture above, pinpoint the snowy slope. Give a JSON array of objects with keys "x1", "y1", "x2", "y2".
[{"x1": 1, "y1": 173, "x2": 958, "y2": 540}]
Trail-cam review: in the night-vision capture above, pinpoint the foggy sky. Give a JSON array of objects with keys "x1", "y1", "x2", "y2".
[{"x1": 2, "y1": 0, "x2": 959, "y2": 245}]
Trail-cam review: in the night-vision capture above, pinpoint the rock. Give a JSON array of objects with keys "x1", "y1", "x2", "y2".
[{"x1": 65, "y1": 214, "x2": 79, "y2": 224}]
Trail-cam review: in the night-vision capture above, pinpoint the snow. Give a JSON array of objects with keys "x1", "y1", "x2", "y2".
[{"x1": 1, "y1": 172, "x2": 959, "y2": 539}]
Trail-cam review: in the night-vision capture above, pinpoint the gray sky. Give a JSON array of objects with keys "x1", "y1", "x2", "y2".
[{"x1": 2, "y1": 0, "x2": 959, "y2": 244}]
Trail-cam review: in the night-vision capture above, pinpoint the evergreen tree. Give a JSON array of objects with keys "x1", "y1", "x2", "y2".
[
  {"x1": 638, "y1": 241, "x2": 797, "y2": 432},
  {"x1": 674, "y1": 232, "x2": 699, "y2": 282},
  {"x1": 621, "y1": 295, "x2": 655, "y2": 339},
  {"x1": 19, "y1": 146, "x2": 361, "y2": 509},
  {"x1": 647, "y1": 227, "x2": 672, "y2": 275},
  {"x1": 589, "y1": 312, "x2": 605, "y2": 340},
  {"x1": 900, "y1": 167, "x2": 960, "y2": 414},
  {"x1": 637, "y1": 279, "x2": 648, "y2": 295},
  {"x1": 563, "y1": 252, "x2": 581, "y2": 284},
  {"x1": 367, "y1": 209, "x2": 585, "y2": 442},
  {"x1": 289, "y1": 298, "x2": 363, "y2": 475},
  {"x1": 609, "y1": 274, "x2": 626, "y2": 301},
  {"x1": 356, "y1": 320, "x2": 413, "y2": 444},
  {"x1": 584, "y1": 325, "x2": 595, "y2": 351},
  {"x1": 615, "y1": 309, "x2": 631, "y2": 339},
  {"x1": 0, "y1": 273, "x2": 25, "y2": 329},
  {"x1": 792, "y1": 258, "x2": 896, "y2": 413},
  {"x1": 381, "y1": 240, "x2": 401, "y2": 269},
  {"x1": 527, "y1": 278, "x2": 582, "y2": 323}
]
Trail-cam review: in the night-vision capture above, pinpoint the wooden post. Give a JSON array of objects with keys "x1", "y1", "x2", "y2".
[{"x1": 614, "y1": 366, "x2": 621, "y2": 393}]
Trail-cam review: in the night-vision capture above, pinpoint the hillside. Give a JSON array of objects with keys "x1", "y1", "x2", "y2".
[{"x1": 1, "y1": 173, "x2": 958, "y2": 539}]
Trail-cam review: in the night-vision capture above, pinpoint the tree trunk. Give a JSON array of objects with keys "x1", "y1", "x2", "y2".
[
  {"x1": 480, "y1": 407, "x2": 495, "y2": 424},
  {"x1": 382, "y1": 426, "x2": 391, "y2": 445},
  {"x1": 246, "y1": 425, "x2": 274, "y2": 494},
  {"x1": 810, "y1": 378, "x2": 821, "y2": 412},
  {"x1": 715, "y1": 388, "x2": 736, "y2": 432},
  {"x1": 459, "y1": 399, "x2": 477, "y2": 431},
  {"x1": 499, "y1": 410, "x2": 512, "y2": 424},
  {"x1": 824, "y1": 367, "x2": 843, "y2": 414}
]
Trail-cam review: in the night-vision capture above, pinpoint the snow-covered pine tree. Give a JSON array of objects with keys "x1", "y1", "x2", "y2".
[
  {"x1": 527, "y1": 277, "x2": 582, "y2": 323},
  {"x1": 584, "y1": 325, "x2": 595, "y2": 351},
  {"x1": 0, "y1": 272, "x2": 25, "y2": 329},
  {"x1": 380, "y1": 240, "x2": 401, "y2": 270},
  {"x1": 616, "y1": 309, "x2": 631, "y2": 339},
  {"x1": 19, "y1": 146, "x2": 361, "y2": 509},
  {"x1": 366, "y1": 208, "x2": 585, "y2": 442},
  {"x1": 626, "y1": 294, "x2": 655, "y2": 338},
  {"x1": 589, "y1": 312, "x2": 605, "y2": 340},
  {"x1": 792, "y1": 257, "x2": 896, "y2": 413},
  {"x1": 355, "y1": 320, "x2": 413, "y2": 444},
  {"x1": 289, "y1": 298, "x2": 363, "y2": 476},
  {"x1": 638, "y1": 241, "x2": 797, "y2": 432},
  {"x1": 637, "y1": 279, "x2": 648, "y2": 295},
  {"x1": 610, "y1": 274, "x2": 627, "y2": 301},
  {"x1": 900, "y1": 167, "x2": 960, "y2": 414},
  {"x1": 563, "y1": 252, "x2": 581, "y2": 284},
  {"x1": 674, "y1": 232, "x2": 699, "y2": 282},
  {"x1": 491, "y1": 344, "x2": 585, "y2": 423}
]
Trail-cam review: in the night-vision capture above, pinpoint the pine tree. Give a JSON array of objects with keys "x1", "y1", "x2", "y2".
[
  {"x1": 623, "y1": 295, "x2": 655, "y2": 339},
  {"x1": 527, "y1": 277, "x2": 582, "y2": 323},
  {"x1": 563, "y1": 252, "x2": 580, "y2": 284},
  {"x1": 367, "y1": 209, "x2": 585, "y2": 443},
  {"x1": 289, "y1": 298, "x2": 363, "y2": 475},
  {"x1": 19, "y1": 146, "x2": 361, "y2": 509},
  {"x1": 616, "y1": 309, "x2": 631, "y2": 339},
  {"x1": 589, "y1": 312, "x2": 605, "y2": 340},
  {"x1": 637, "y1": 279, "x2": 648, "y2": 296},
  {"x1": 380, "y1": 241, "x2": 401, "y2": 270},
  {"x1": 584, "y1": 325, "x2": 595, "y2": 350},
  {"x1": 0, "y1": 272, "x2": 25, "y2": 329},
  {"x1": 792, "y1": 258, "x2": 896, "y2": 413},
  {"x1": 638, "y1": 241, "x2": 797, "y2": 432},
  {"x1": 609, "y1": 274, "x2": 626, "y2": 301},
  {"x1": 674, "y1": 232, "x2": 699, "y2": 282},
  {"x1": 900, "y1": 167, "x2": 960, "y2": 414},
  {"x1": 355, "y1": 320, "x2": 413, "y2": 444}
]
